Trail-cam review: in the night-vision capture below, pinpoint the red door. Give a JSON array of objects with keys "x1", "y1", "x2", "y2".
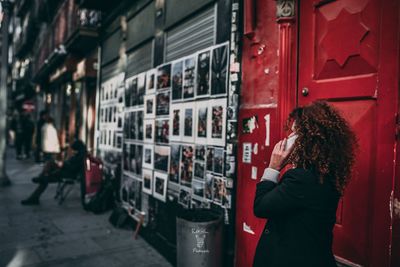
[{"x1": 298, "y1": 0, "x2": 398, "y2": 266}]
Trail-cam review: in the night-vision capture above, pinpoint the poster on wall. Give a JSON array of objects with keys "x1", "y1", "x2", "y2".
[
  {"x1": 155, "y1": 119, "x2": 169, "y2": 144},
  {"x1": 169, "y1": 144, "x2": 181, "y2": 184},
  {"x1": 153, "y1": 171, "x2": 168, "y2": 202},
  {"x1": 170, "y1": 104, "x2": 182, "y2": 142},
  {"x1": 142, "y1": 168, "x2": 153, "y2": 195},
  {"x1": 157, "y1": 64, "x2": 171, "y2": 90},
  {"x1": 211, "y1": 43, "x2": 229, "y2": 96},
  {"x1": 171, "y1": 60, "x2": 183, "y2": 101},
  {"x1": 144, "y1": 95, "x2": 156, "y2": 119},
  {"x1": 183, "y1": 56, "x2": 196, "y2": 99},
  {"x1": 156, "y1": 91, "x2": 170, "y2": 116},
  {"x1": 182, "y1": 104, "x2": 195, "y2": 143},
  {"x1": 196, "y1": 50, "x2": 211, "y2": 98},
  {"x1": 207, "y1": 98, "x2": 227, "y2": 146},
  {"x1": 142, "y1": 144, "x2": 154, "y2": 169},
  {"x1": 195, "y1": 101, "x2": 208, "y2": 144},
  {"x1": 180, "y1": 145, "x2": 194, "y2": 188},
  {"x1": 144, "y1": 119, "x2": 154, "y2": 143}
]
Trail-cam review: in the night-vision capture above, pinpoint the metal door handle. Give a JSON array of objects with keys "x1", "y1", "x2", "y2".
[{"x1": 302, "y1": 87, "x2": 309, "y2": 96}]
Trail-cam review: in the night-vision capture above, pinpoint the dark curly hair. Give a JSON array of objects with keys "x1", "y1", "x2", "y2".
[{"x1": 285, "y1": 100, "x2": 358, "y2": 196}]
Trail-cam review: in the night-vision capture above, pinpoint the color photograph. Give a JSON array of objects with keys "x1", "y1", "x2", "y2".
[
  {"x1": 195, "y1": 145, "x2": 205, "y2": 161},
  {"x1": 170, "y1": 105, "x2": 181, "y2": 141},
  {"x1": 171, "y1": 60, "x2": 183, "y2": 101},
  {"x1": 183, "y1": 57, "x2": 196, "y2": 99},
  {"x1": 169, "y1": 144, "x2": 181, "y2": 184},
  {"x1": 211, "y1": 44, "x2": 228, "y2": 95},
  {"x1": 205, "y1": 173, "x2": 213, "y2": 201},
  {"x1": 146, "y1": 68, "x2": 156, "y2": 94},
  {"x1": 156, "y1": 91, "x2": 170, "y2": 116},
  {"x1": 208, "y1": 99, "x2": 227, "y2": 146},
  {"x1": 154, "y1": 145, "x2": 170, "y2": 173},
  {"x1": 157, "y1": 64, "x2": 171, "y2": 90},
  {"x1": 183, "y1": 106, "x2": 194, "y2": 142},
  {"x1": 180, "y1": 145, "x2": 194, "y2": 188},
  {"x1": 196, "y1": 102, "x2": 208, "y2": 143},
  {"x1": 196, "y1": 50, "x2": 211, "y2": 97},
  {"x1": 155, "y1": 119, "x2": 169, "y2": 144}
]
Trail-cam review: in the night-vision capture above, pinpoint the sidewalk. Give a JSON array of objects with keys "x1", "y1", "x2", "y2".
[{"x1": 0, "y1": 149, "x2": 173, "y2": 267}]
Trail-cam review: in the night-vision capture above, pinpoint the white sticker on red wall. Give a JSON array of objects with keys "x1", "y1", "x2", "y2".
[{"x1": 242, "y1": 143, "x2": 252, "y2": 163}]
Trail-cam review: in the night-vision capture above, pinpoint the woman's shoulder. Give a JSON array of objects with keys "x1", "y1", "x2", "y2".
[{"x1": 282, "y1": 167, "x2": 320, "y2": 184}]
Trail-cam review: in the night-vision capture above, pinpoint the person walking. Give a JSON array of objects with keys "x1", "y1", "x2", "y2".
[
  {"x1": 253, "y1": 101, "x2": 358, "y2": 267},
  {"x1": 10, "y1": 111, "x2": 24, "y2": 160},
  {"x1": 41, "y1": 117, "x2": 60, "y2": 161},
  {"x1": 22, "y1": 113, "x2": 35, "y2": 159},
  {"x1": 35, "y1": 110, "x2": 48, "y2": 163}
]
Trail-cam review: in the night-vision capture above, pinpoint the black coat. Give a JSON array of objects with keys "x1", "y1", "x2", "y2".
[{"x1": 253, "y1": 168, "x2": 340, "y2": 267}]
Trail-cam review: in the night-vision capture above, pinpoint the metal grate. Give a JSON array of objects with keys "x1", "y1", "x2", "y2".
[
  {"x1": 126, "y1": 40, "x2": 153, "y2": 77},
  {"x1": 165, "y1": 5, "x2": 216, "y2": 62}
]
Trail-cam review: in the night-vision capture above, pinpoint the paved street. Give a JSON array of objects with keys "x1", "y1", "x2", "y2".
[{"x1": 0, "y1": 149, "x2": 172, "y2": 267}]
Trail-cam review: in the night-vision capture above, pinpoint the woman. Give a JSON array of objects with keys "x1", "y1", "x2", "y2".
[
  {"x1": 41, "y1": 117, "x2": 60, "y2": 161},
  {"x1": 253, "y1": 101, "x2": 358, "y2": 267}
]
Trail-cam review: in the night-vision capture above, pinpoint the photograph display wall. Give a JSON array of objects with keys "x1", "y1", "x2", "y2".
[{"x1": 120, "y1": 43, "x2": 231, "y2": 216}]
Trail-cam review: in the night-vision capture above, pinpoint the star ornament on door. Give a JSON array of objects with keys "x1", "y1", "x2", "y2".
[{"x1": 320, "y1": 9, "x2": 369, "y2": 67}]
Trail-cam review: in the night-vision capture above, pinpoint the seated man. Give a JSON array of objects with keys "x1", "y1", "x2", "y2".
[{"x1": 21, "y1": 140, "x2": 87, "y2": 205}]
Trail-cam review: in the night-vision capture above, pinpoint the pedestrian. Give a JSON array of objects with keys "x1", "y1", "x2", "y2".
[
  {"x1": 22, "y1": 113, "x2": 35, "y2": 159},
  {"x1": 41, "y1": 116, "x2": 60, "y2": 161},
  {"x1": 10, "y1": 111, "x2": 24, "y2": 160},
  {"x1": 35, "y1": 110, "x2": 48, "y2": 163},
  {"x1": 21, "y1": 140, "x2": 87, "y2": 205},
  {"x1": 252, "y1": 100, "x2": 358, "y2": 267}
]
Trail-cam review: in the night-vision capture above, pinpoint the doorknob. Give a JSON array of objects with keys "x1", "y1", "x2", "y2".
[{"x1": 302, "y1": 87, "x2": 309, "y2": 96}]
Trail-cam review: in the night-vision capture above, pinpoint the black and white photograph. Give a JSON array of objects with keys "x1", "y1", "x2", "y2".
[
  {"x1": 183, "y1": 57, "x2": 196, "y2": 99},
  {"x1": 146, "y1": 68, "x2": 156, "y2": 94},
  {"x1": 191, "y1": 198, "x2": 210, "y2": 209},
  {"x1": 213, "y1": 147, "x2": 224, "y2": 175},
  {"x1": 153, "y1": 171, "x2": 168, "y2": 202},
  {"x1": 142, "y1": 168, "x2": 153, "y2": 195},
  {"x1": 154, "y1": 145, "x2": 170, "y2": 173},
  {"x1": 225, "y1": 156, "x2": 235, "y2": 178},
  {"x1": 124, "y1": 112, "x2": 130, "y2": 139},
  {"x1": 195, "y1": 145, "x2": 206, "y2": 161},
  {"x1": 156, "y1": 91, "x2": 170, "y2": 116},
  {"x1": 130, "y1": 144, "x2": 143, "y2": 177},
  {"x1": 137, "y1": 110, "x2": 144, "y2": 141},
  {"x1": 123, "y1": 143, "x2": 130, "y2": 171},
  {"x1": 169, "y1": 144, "x2": 181, "y2": 184},
  {"x1": 137, "y1": 72, "x2": 146, "y2": 105},
  {"x1": 157, "y1": 64, "x2": 171, "y2": 90},
  {"x1": 171, "y1": 60, "x2": 183, "y2": 101},
  {"x1": 196, "y1": 50, "x2": 211, "y2": 97},
  {"x1": 206, "y1": 146, "x2": 214, "y2": 172},
  {"x1": 180, "y1": 145, "x2": 194, "y2": 188},
  {"x1": 192, "y1": 179, "x2": 205, "y2": 198},
  {"x1": 205, "y1": 173, "x2": 213, "y2": 201},
  {"x1": 211, "y1": 43, "x2": 229, "y2": 95},
  {"x1": 129, "y1": 179, "x2": 142, "y2": 211},
  {"x1": 182, "y1": 105, "x2": 194, "y2": 143},
  {"x1": 129, "y1": 112, "x2": 137, "y2": 140},
  {"x1": 143, "y1": 144, "x2": 154, "y2": 169},
  {"x1": 155, "y1": 119, "x2": 169, "y2": 144},
  {"x1": 144, "y1": 120, "x2": 154, "y2": 143},
  {"x1": 208, "y1": 99, "x2": 227, "y2": 146},
  {"x1": 116, "y1": 133, "x2": 122, "y2": 149},
  {"x1": 194, "y1": 161, "x2": 205, "y2": 180},
  {"x1": 144, "y1": 95, "x2": 155, "y2": 119},
  {"x1": 170, "y1": 105, "x2": 181, "y2": 142},
  {"x1": 223, "y1": 188, "x2": 232, "y2": 209},
  {"x1": 196, "y1": 102, "x2": 208, "y2": 143},
  {"x1": 178, "y1": 188, "x2": 191, "y2": 208}
]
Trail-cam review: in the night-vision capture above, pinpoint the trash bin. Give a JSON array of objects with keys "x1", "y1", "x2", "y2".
[{"x1": 176, "y1": 209, "x2": 223, "y2": 267}]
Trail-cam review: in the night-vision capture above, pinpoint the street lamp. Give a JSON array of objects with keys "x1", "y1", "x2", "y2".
[{"x1": 0, "y1": 0, "x2": 13, "y2": 186}]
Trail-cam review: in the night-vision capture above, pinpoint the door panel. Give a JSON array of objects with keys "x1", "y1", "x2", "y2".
[{"x1": 298, "y1": 0, "x2": 382, "y2": 265}]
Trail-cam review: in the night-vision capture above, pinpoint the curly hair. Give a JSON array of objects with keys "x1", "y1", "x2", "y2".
[{"x1": 285, "y1": 101, "x2": 358, "y2": 196}]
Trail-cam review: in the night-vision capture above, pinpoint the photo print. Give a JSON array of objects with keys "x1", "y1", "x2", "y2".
[
  {"x1": 191, "y1": 198, "x2": 210, "y2": 209},
  {"x1": 120, "y1": 175, "x2": 131, "y2": 205},
  {"x1": 129, "y1": 179, "x2": 142, "y2": 211},
  {"x1": 171, "y1": 60, "x2": 183, "y2": 101},
  {"x1": 180, "y1": 145, "x2": 194, "y2": 188},
  {"x1": 195, "y1": 101, "x2": 208, "y2": 143},
  {"x1": 205, "y1": 173, "x2": 213, "y2": 201},
  {"x1": 142, "y1": 168, "x2": 153, "y2": 195},
  {"x1": 116, "y1": 133, "x2": 122, "y2": 149},
  {"x1": 178, "y1": 187, "x2": 191, "y2": 208},
  {"x1": 144, "y1": 119, "x2": 155, "y2": 143},
  {"x1": 195, "y1": 145, "x2": 206, "y2": 161},
  {"x1": 137, "y1": 111, "x2": 144, "y2": 141},
  {"x1": 156, "y1": 91, "x2": 170, "y2": 116},
  {"x1": 208, "y1": 99, "x2": 227, "y2": 146},
  {"x1": 157, "y1": 64, "x2": 171, "y2": 90},
  {"x1": 205, "y1": 147, "x2": 224, "y2": 175},
  {"x1": 212, "y1": 175, "x2": 225, "y2": 205},
  {"x1": 194, "y1": 161, "x2": 205, "y2": 180},
  {"x1": 146, "y1": 68, "x2": 156, "y2": 94},
  {"x1": 137, "y1": 72, "x2": 146, "y2": 106},
  {"x1": 225, "y1": 156, "x2": 236, "y2": 178},
  {"x1": 129, "y1": 112, "x2": 137, "y2": 140},
  {"x1": 154, "y1": 145, "x2": 170, "y2": 173},
  {"x1": 125, "y1": 76, "x2": 138, "y2": 107},
  {"x1": 142, "y1": 144, "x2": 154, "y2": 169},
  {"x1": 169, "y1": 144, "x2": 181, "y2": 184},
  {"x1": 211, "y1": 44, "x2": 229, "y2": 95},
  {"x1": 183, "y1": 57, "x2": 196, "y2": 99},
  {"x1": 192, "y1": 179, "x2": 205, "y2": 198},
  {"x1": 124, "y1": 113, "x2": 130, "y2": 139},
  {"x1": 182, "y1": 104, "x2": 195, "y2": 143},
  {"x1": 144, "y1": 94, "x2": 156, "y2": 119},
  {"x1": 129, "y1": 144, "x2": 143, "y2": 177},
  {"x1": 170, "y1": 104, "x2": 182, "y2": 142},
  {"x1": 153, "y1": 171, "x2": 168, "y2": 202},
  {"x1": 196, "y1": 50, "x2": 211, "y2": 97},
  {"x1": 206, "y1": 147, "x2": 214, "y2": 172},
  {"x1": 223, "y1": 188, "x2": 232, "y2": 209},
  {"x1": 155, "y1": 119, "x2": 169, "y2": 144},
  {"x1": 123, "y1": 143, "x2": 130, "y2": 171}
]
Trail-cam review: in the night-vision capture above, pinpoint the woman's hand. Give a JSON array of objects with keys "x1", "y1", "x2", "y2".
[{"x1": 268, "y1": 137, "x2": 294, "y2": 171}]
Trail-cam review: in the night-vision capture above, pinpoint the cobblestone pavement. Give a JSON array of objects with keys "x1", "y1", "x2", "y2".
[{"x1": 0, "y1": 149, "x2": 173, "y2": 267}]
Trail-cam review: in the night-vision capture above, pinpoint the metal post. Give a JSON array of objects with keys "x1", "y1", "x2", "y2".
[{"x1": 0, "y1": 0, "x2": 12, "y2": 186}]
